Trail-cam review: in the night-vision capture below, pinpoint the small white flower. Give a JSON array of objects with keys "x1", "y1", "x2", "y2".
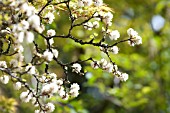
[
  {"x1": 84, "y1": 0, "x2": 93, "y2": 6},
  {"x1": 100, "y1": 58, "x2": 108, "y2": 68},
  {"x1": 25, "y1": 65, "x2": 36, "y2": 75},
  {"x1": 127, "y1": 28, "x2": 142, "y2": 46},
  {"x1": 135, "y1": 35, "x2": 142, "y2": 45},
  {"x1": 58, "y1": 88, "x2": 66, "y2": 98},
  {"x1": 110, "y1": 46, "x2": 119, "y2": 54},
  {"x1": 44, "y1": 38, "x2": 54, "y2": 45},
  {"x1": 127, "y1": 28, "x2": 138, "y2": 37},
  {"x1": 10, "y1": 59, "x2": 18, "y2": 67},
  {"x1": 94, "y1": 0, "x2": 103, "y2": 7},
  {"x1": 15, "y1": 53, "x2": 24, "y2": 62},
  {"x1": 26, "y1": 6, "x2": 36, "y2": 17},
  {"x1": 20, "y1": 3, "x2": 29, "y2": 13},
  {"x1": 119, "y1": 73, "x2": 129, "y2": 81},
  {"x1": 14, "y1": 45, "x2": 24, "y2": 53},
  {"x1": 105, "y1": 63, "x2": 113, "y2": 73},
  {"x1": 72, "y1": 63, "x2": 82, "y2": 73},
  {"x1": 56, "y1": 79, "x2": 63, "y2": 86},
  {"x1": 103, "y1": 12, "x2": 113, "y2": 26},
  {"x1": 18, "y1": 32, "x2": 24, "y2": 43},
  {"x1": 69, "y1": 83, "x2": 80, "y2": 97},
  {"x1": 28, "y1": 15, "x2": 40, "y2": 29},
  {"x1": 69, "y1": 89, "x2": 79, "y2": 97},
  {"x1": 91, "y1": 61, "x2": 99, "y2": 69},
  {"x1": 78, "y1": 0, "x2": 84, "y2": 7},
  {"x1": 109, "y1": 30, "x2": 120, "y2": 40},
  {"x1": 49, "y1": 73, "x2": 57, "y2": 80},
  {"x1": 45, "y1": 12, "x2": 55, "y2": 24},
  {"x1": 42, "y1": 83, "x2": 59, "y2": 95},
  {"x1": 70, "y1": 83, "x2": 80, "y2": 91},
  {"x1": 34, "y1": 110, "x2": 40, "y2": 113},
  {"x1": 0, "y1": 75, "x2": 9, "y2": 84},
  {"x1": 26, "y1": 31, "x2": 34, "y2": 43},
  {"x1": 93, "y1": 21, "x2": 100, "y2": 28},
  {"x1": 43, "y1": 50, "x2": 54, "y2": 61},
  {"x1": 52, "y1": 49, "x2": 59, "y2": 58},
  {"x1": 49, "y1": 38, "x2": 54, "y2": 45},
  {"x1": 0, "y1": 61, "x2": 7, "y2": 68},
  {"x1": 21, "y1": 20, "x2": 30, "y2": 30},
  {"x1": 78, "y1": 0, "x2": 93, "y2": 7},
  {"x1": 45, "y1": 103, "x2": 55, "y2": 113},
  {"x1": 14, "y1": 82, "x2": 22, "y2": 90},
  {"x1": 20, "y1": 91, "x2": 32, "y2": 103},
  {"x1": 47, "y1": 29, "x2": 56, "y2": 37},
  {"x1": 84, "y1": 22, "x2": 93, "y2": 30}
]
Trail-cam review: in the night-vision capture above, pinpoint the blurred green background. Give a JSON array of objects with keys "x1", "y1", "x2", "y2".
[{"x1": 1, "y1": 0, "x2": 170, "y2": 113}]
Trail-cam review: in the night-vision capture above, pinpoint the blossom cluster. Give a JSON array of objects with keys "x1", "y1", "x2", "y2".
[
  {"x1": 91, "y1": 58, "x2": 128, "y2": 81},
  {"x1": 0, "y1": 0, "x2": 142, "y2": 112}
]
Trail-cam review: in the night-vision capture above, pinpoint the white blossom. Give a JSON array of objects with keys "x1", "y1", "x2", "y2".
[
  {"x1": 100, "y1": 58, "x2": 108, "y2": 68},
  {"x1": 109, "y1": 30, "x2": 120, "y2": 40},
  {"x1": 20, "y1": 3, "x2": 36, "y2": 17},
  {"x1": 26, "y1": 31, "x2": 34, "y2": 43},
  {"x1": 49, "y1": 73, "x2": 57, "y2": 80},
  {"x1": 43, "y1": 50, "x2": 54, "y2": 61},
  {"x1": 69, "y1": 83, "x2": 80, "y2": 97},
  {"x1": 119, "y1": 73, "x2": 129, "y2": 81},
  {"x1": 94, "y1": 0, "x2": 103, "y2": 7},
  {"x1": 52, "y1": 49, "x2": 59, "y2": 58},
  {"x1": 34, "y1": 110, "x2": 40, "y2": 113},
  {"x1": 25, "y1": 65, "x2": 36, "y2": 75},
  {"x1": 45, "y1": 12, "x2": 55, "y2": 24},
  {"x1": 14, "y1": 45, "x2": 24, "y2": 53},
  {"x1": 93, "y1": 21, "x2": 100, "y2": 29},
  {"x1": 47, "y1": 29, "x2": 56, "y2": 37},
  {"x1": 70, "y1": 83, "x2": 80, "y2": 91},
  {"x1": 78, "y1": 0, "x2": 84, "y2": 7},
  {"x1": 44, "y1": 38, "x2": 54, "y2": 45},
  {"x1": 14, "y1": 82, "x2": 22, "y2": 90},
  {"x1": 91, "y1": 61, "x2": 99, "y2": 69},
  {"x1": 84, "y1": 22, "x2": 93, "y2": 30},
  {"x1": 15, "y1": 53, "x2": 24, "y2": 62},
  {"x1": 103, "y1": 12, "x2": 113, "y2": 26},
  {"x1": 20, "y1": 90, "x2": 32, "y2": 103},
  {"x1": 105, "y1": 63, "x2": 113, "y2": 73},
  {"x1": 56, "y1": 79, "x2": 63, "y2": 86},
  {"x1": 78, "y1": 0, "x2": 93, "y2": 7},
  {"x1": 110, "y1": 46, "x2": 119, "y2": 54},
  {"x1": 18, "y1": 32, "x2": 24, "y2": 43},
  {"x1": 42, "y1": 83, "x2": 59, "y2": 96},
  {"x1": 10, "y1": 59, "x2": 18, "y2": 67},
  {"x1": 45, "y1": 103, "x2": 55, "y2": 113},
  {"x1": 0, "y1": 61, "x2": 7, "y2": 68},
  {"x1": 127, "y1": 28, "x2": 138, "y2": 37},
  {"x1": 0, "y1": 75, "x2": 9, "y2": 84},
  {"x1": 83, "y1": 0, "x2": 93, "y2": 6},
  {"x1": 72, "y1": 63, "x2": 82, "y2": 73},
  {"x1": 28, "y1": 15, "x2": 40, "y2": 29},
  {"x1": 26, "y1": 6, "x2": 36, "y2": 17},
  {"x1": 58, "y1": 87, "x2": 66, "y2": 98},
  {"x1": 127, "y1": 28, "x2": 142, "y2": 46},
  {"x1": 20, "y1": 3, "x2": 29, "y2": 13},
  {"x1": 21, "y1": 20, "x2": 30, "y2": 30}
]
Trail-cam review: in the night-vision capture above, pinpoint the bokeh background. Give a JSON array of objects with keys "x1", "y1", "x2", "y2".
[{"x1": 1, "y1": 0, "x2": 170, "y2": 113}]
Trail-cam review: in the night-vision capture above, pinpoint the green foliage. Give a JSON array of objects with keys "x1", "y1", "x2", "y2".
[{"x1": 1, "y1": 0, "x2": 170, "y2": 113}]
